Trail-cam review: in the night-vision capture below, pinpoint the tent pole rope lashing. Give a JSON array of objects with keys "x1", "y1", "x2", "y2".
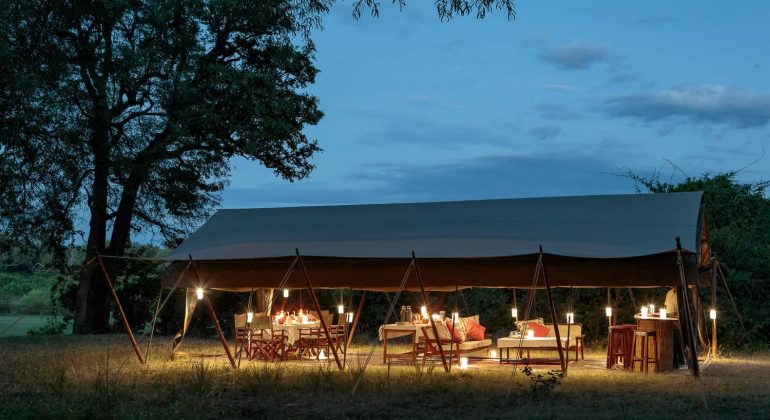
[
  {"x1": 539, "y1": 245, "x2": 567, "y2": 375},
  {"x1": 295, "y1": 249, "x2": 343, "y2": 371},
  {"x1": 96, "y1": 254, "x2": 145, "y2": 365},
  {"x1": 412, "y1": 251, "x2": 449, "y2": 373},
  {"x1": 352, "y1": 260, "x2": 413, "y2": 395},
  {"x1": 715, "y1": 260, "x2": 747, "y2": 333},
  {"x1": 145, "y1": 259, "x2": 192, "y2": 363}
]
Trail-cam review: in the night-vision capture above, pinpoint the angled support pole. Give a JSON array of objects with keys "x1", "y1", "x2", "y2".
[
  {"x1": 96, "y1": 255, "x2": 145, "y2": 365},
  {"x1": 539, "y1": 246, "x2": 567, "y2": 374},
  {"x1": 296, "y1": 249, "x2": 343, "y2": 371},
  {"x1": 675, "y1": 238, "x2": 700, "y2": 378},
  {"x1": 346, "y1": 291, "x2": 367, "y2": 348},
  {"x1": 145, "y1": 260, "x2": 192, "y2": 362},
  {"x1": 412, "y1": 251, "x2": 449, "y2": 373},
  {"x1": 189, "y1": 257, "x2": 236, "y2": 369},
  {"x1": 710, "y1": 257, "x2": 718, "y2": 359}
]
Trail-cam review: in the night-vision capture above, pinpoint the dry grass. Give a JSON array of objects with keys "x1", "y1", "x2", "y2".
[{"x1": 1, "y1": 335, "x2": 769, "y2": 419}]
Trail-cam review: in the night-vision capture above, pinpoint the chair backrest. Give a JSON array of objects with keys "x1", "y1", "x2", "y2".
[
  {"x1": 337, "y1": 314, "x2": 347, "y2": 326},
  {"x1": 234, "y1": 313, "x2": 247, "y2": 327},
  {"x1": 252, "y1": 315, "x2": 273, "y2": 331}
]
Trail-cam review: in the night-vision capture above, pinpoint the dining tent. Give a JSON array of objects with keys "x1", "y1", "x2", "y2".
[
  {"x1": 161, "y1": 191, "x2": 709, "y2": 291},
  {"x1": 101, "y1": 192, "x2": 712, "y2": 376}
]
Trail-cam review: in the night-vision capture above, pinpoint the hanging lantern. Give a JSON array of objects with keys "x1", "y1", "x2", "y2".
[
  {"x1": 337, "y1": 304, "x2": 344, "y2": 314},
  {"x1": 710, "y1": 309, "x2": 717, "y2": 320},
  {"x1": 641, "y1": 306, "x2": 649, "y2": 319},
  {"x1": 511, "y1": 307, "x2": 518, "y2": 319},
  {"x1": 283, "y1": 289, "x2": 289, "y2": 298},
  {"x1": 347, "y1": 312, "x2": 354, "y2": 323},
  {"x1": 659, "y1": 308, "x2": 667, "y2": 319},
  {"x1": 247, "y1": 311, "x2": 254, "y2": 323},
  {"x1": 196, "y1": 288, "x2": 204, "y2": 300},
  {"x1": 566, "y1": 312, "x2": 574, "y2": 324},
  {"x1": 605, "y1": 306, "x2": 612, "y2": 317}
]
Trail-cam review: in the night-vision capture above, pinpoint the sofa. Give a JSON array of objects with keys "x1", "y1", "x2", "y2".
[{"x1": 497, "y1": 323, "x2": 585, "y2": 363}]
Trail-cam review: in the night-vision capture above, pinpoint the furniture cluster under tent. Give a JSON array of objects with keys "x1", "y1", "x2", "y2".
[{"x1": 92, "y1": 191, "x2": 735, "y2": 380}]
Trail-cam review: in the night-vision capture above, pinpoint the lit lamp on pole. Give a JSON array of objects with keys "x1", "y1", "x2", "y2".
[
  {"x1": 511, "y1": 307, "x2": 518, "y2": 319},
  {"x1": 710, "y1": 309, "x2": 717, "y2": 320},
  {"x1": 247, "y1": 311, "x2": 254, "y2": 324},
  {"x1": 566, "y1": 312, "x2": 575, "y2": 324},
  {"x1": 283, "y1": 288, "x2": 289, "y2": 298},
  {"x1": 196, "y1": 288, "x2": 204, "y2": 300},
  {"x1": 605, "y1": 306, "x2": 612, "y2": 326},
  {"x1": 337, "y1": 304, "x2": 344, "y2": 314}
]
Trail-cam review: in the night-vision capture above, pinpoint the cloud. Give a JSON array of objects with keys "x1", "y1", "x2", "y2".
[
  {"x1": 604, "y1": 84, "x2": 770, "y2": 128},
  {"x1": 539, "y1": 41, "x2": 611, "y2": 70},
  {"x1": 223, "y1": 153, "x2": 637, "y2": 208},
  {"x1": 530, "y1": 124, "x2": 562, "y2": 140}
]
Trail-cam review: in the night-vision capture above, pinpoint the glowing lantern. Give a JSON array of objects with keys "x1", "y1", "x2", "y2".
[
  {"x1": 659, "y1": 308, "x2": 667, "y2": 319},
  {"x1": 347, "y1": 312, "x2": 354, "y2": 323},
  {"x1": 196, "y1": 288, "x2": 204, "y2": 300},
  {"x1": 490, "y1": 350, "x2": 497, "y2": 359},
  {"x1": 641, "y1": 306, "x2": 648, "y2": 319},
  {"x1": 318, "y1": 350, "x2": 328, "y2": 360},
  {"x1": 566, "y1": 312, "x2": 575, "y2": 324},
  {"x1": 337, "y1": 305, "x2": 344, "y2": 314},
  {"x1": 283, "y1": 289, "x2": 289, "y2": 298},
  {"x1": 451, "y1": 312, "x2": 459, "y2": 323},
  {"x1": 421, "y1": 306, "x2": 428, "y2": 317},
  {"x1": 605, "y1": 307, "x2": 612, "y2": 317},
  {"x1": 460, "y1": 357, "x2": 469, "y2": 370},
  {"x1": 246, "y1": 311, "x2": 254, "y2": 323},
  {"x1": 710, "y1": 309, "x2": 717, "y2": 320},
  {"x1": 527, "y1": 329, "x2": 534, "y2": 339},
  {"x1": 511, "y1": 308, "x2": 518, "y2": 319}
]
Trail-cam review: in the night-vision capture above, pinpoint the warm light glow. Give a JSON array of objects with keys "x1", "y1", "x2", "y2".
[
  {"x1": 347, "y1": 312, "x2": 354, "y2": 323},
  {"x1": 659, "y1": 308, "x2": 667, "y2": 319},
  {"x1": 511, "y1": 308, "x2": 518, "y2": 319},
  {"x1": 649, "y1": 304, "x2": 655, "y2": 314},
  {"x1": 527, "y1": 329, "x2": 534, "y2": 339},
  {"x1": 283, "y1": 289, "x2": 289, "y2": 298},
  {"x1": 301, "y1": 314, "x2": 309, "y2": 324},
  {"x1": 431, "y1": 314, "x2": 440, "y2": 321},
  {"x1": 460, "y1": 357, "x2": 469, "y2": 370},
  {"x1": 421, "y1": 306, "x2": 428, "y2": 317},
  {"x1": 605, "y1": 306, "x2": 612, "y2": 317},
  {"x1": 641, "y1": 306, "x2": 649, "y2": 319},
  {"x1": 246, "y1": 312, "x2": 254, "y2": 323},
  {"x1": 337, "y1": 304, "x2": 344, "y2": 314},
  {"x1": 566, "y1": 312, "x2": 574, "y2": 324},
  {"x1": 196, "y1": 288, "x2": 204, "y2": 300},
  {"x1": 318, "y1": 350, "x2": 328, "y2": 360},
  {"x1": 710, "y1": 309, "x2": 717, "y2": 320},
  {"x1": 275, "y1": 311, "x2": 284, "y2": 322},
  {"x1": 452, "y1": 312, "x2": 459, "y2": 323},
  {"x1": 490, "y1": 350, "x2": 497, "y2": 359}
]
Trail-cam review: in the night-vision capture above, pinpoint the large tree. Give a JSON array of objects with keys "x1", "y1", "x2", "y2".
[{"x1": 0, "y1": 0, "x2": 515, "y2": 334}]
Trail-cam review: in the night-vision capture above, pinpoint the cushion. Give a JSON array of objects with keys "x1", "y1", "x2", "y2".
[
  {"x1": 445, "y1": 319, "x2": 464, "y2": 343},
  {"x1": 515, "y1": 317, "x2": 545, "y2": 333},
  {"x1": 454, "y1": 315, "x2": 478, "y2": 342},
  {"x1": 465, "y1": 319, "x2": 486, "y2": 341},
  {"x1": 529, "y1": 322, "x2": 550, "y2": 337},
  {"x1": 428, "y1": 321, "x2": 455, "y2": 342},
  {"x1": 458, "y1": 338, "x2": 492, "y2": 351}
]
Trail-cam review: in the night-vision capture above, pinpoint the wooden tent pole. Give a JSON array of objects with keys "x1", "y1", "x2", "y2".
[
  {"x1": 346, "y1": 291, "x2": 367, "y2": 348},
  {"x1": 204, "y1": 294, "x2": 237, "y2": 368},
  {"x1": 711, "y1": 262, "x2": 718, "y2": 358},
  {"x1": 539, "y1": 246, "x2": 567, "y2": 374},
  {"x1": 412, "y1": 251, "x2": 449, "y2": 372},
  {"x1": 96, "y1": 255, "x2": 145, "y2": 365},
  {"x1": 296, "y1": 251, "x2": 343, "y2": 371},
  {"x1": 675, "y1": 237, "x2": 700, "y2": 378},
  {"x1": 188, "y1": 258, "x2": 236, "y2": 369}
]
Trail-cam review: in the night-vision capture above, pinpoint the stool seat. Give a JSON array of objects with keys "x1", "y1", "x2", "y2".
[
  {"x1": 607, "y1": 325, "x2": 635, "y2": 369},
  {"x1": 632, "y1": 330, "x2": 659, "y2": 373}
]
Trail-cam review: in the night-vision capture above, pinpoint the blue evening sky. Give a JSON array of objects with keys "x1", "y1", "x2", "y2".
[{"x1": 224, "y1": 1, "x2": 769, "y2": 208}]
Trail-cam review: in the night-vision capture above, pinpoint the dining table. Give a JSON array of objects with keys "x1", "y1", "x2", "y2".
[
  {"x1": 273, "y1": 321, "x2": 320, "y2": 346},
  {"x1": 378, "y1": 323, "x2": 429, "y2": 363}
]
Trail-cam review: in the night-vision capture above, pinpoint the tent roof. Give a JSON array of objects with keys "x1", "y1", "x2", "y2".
[
  {"x1": 168, "y1": 192, "x2": 704, "y2": 261},
  {"x1": 162, "y1": 192, "x2": 708, "y2": 290}
]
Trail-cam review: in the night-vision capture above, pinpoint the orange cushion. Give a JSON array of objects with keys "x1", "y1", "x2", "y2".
[
  {"x1": 529, "y1": 322, "x2": 550, "y2": 337},
  {"x1": 445, "y1": 319, "x2": 464, "y2": 343},
  {"x1": 465, "y1": 319, "x2": 486, "y2": 341}
]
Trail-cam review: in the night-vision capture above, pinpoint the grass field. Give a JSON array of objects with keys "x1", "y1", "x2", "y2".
[
  {"x1": 0, "y1": 314, "x2": 50, "y2": 336},
  {"x1": 1, "y1": 335, "x2": 768, "y2": 419}
]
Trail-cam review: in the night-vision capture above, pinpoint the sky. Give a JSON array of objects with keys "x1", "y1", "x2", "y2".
[{"x1": 223, "y1": 0, "x2": 770, "y2": 209}]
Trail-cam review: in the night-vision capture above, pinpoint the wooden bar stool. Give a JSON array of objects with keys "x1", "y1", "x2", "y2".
[
  {"x1": 607, "y1": 325, "x2": 635, "y2": 369},
  {"x1": 632, "y1": 330, "x2": 659, "y2": 373}
]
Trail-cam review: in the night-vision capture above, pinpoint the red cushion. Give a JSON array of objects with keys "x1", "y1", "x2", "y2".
[
  {"x1": 445, "y1": 319, "x2": 464, "y2": 343},
  {"x1": 528, "y1": 322, "x2": 550, "y2": 337},
  {"x1": 465, "y1": 319, "x2": 486, "y2": 341}
]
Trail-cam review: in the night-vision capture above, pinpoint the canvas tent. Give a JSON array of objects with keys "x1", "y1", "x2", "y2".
[{"x1": 162, "y1": 191, "x2": 710, "y2": 291}]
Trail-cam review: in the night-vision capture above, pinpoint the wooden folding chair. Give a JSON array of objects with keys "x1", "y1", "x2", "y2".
[{"x1": 249, "y1": 316, "x2": 287, "y2": 361}]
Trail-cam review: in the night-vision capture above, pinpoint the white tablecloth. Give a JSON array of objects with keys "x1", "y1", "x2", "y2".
[{"x1": 273, "y1": 322, "x2": 320, "y2": 344}]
